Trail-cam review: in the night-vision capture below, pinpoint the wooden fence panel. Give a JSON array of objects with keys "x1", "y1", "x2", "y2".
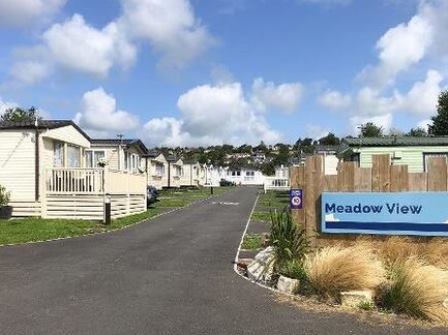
[
  {"x1": 427, "y1": 157, "x2": 448, "y2": 191},
  {"x1": 355, "y1": 167, "x2": 372, "y2": 192},
  {"x1": 337, "y1": 162, "x2": 356, "y2": 192},
  {"x1": 409, "y1": 173, "x2": 427, "y2": 191},
  {"x1": 390, "y1": 165, "x2": 409, "y2": 192},
  {"x1": 372, "y1": 155, "x2": 391, "y2": 192},
  {"x1": 324, "y1": 175, "x2": 338, "y2": 192}
]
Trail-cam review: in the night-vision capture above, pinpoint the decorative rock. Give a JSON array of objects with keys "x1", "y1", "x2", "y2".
[
  {"x1": 340, "y1": 290, "x2": 374, "y2": 308},
  {"x1": 277, "y1": 275, "x2": 300, "y2": 295},
  {"x1": 247, "y1": 247, "x2": 275, "y2": 283}
]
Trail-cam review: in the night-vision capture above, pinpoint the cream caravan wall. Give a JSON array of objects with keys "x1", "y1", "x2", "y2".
[
  {"x1": 147, "y1": 154, "x2": 169, "y2": 189},
  {"x1": 43, "y1": 125, "x2": 90, "y2": 148},
  {"x1": 0, "y1": 130, "x2": 36, "y2": 201}
]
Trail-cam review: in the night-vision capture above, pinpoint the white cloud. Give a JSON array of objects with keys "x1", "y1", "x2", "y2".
[
  {"x1": 251, "y1": 78, "x2": 303, "y2": 114},
  {"x1": 395, "y1": 70, "x2": 443, "y2": 117},
  {"x1": 10, "y1": 61, "x2": 51, "y2": 85},
  {"x1": 143, "y1": 81, "x2": 281, "y2": 147},
  {"x1": 417, "y1": 119, "x2": 432, "y2": 131},
  {"x1": 360, "y1": 14, "x2": 433, "y2": 87},
  {"x1": 305, "y1": 124, "x2": 329, "y2": 139},
  {"x1": 0, "y1": 97, "x2": 18, "y2": 116},
  {"x1": 42, "y1": 14, "x2": 137, "y2": 77},
  {"x1": 359, "y1": 0, "x2": 448, "y2": 88},
  {"x1": 74, "y1": 88, "x2": 139, "y2": 134},
  {"x1": 318, "y1": 90, "x2": 352, "y2": 111},
  {"x1": 119, "y1": 0, "x2": 215, "y2": 69},
  {"x1": 9, "y1": 0, "x2": 214, "y2": 85},
  {"x1": 0, "y1": 0, "x2": 66, "y2": 27},
  {"x1": 350, "y1": 113, "x2": 393, "y2": 135}
]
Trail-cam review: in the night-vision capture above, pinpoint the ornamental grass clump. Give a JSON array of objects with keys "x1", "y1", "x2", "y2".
[
  {"x1": 305, "y1": 244, "x2": 384, "y2": 300},
  {"x1": 380, "y1": 258, "x2": 448, "y2": 324},
  {"x1": 379, "y1": 236, "x2": 420, "y2": 268}
]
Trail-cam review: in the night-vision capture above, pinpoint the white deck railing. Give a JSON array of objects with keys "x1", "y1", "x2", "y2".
[
  {"x1": 46, "y1": 168, "x2": 146, "y2": 195},
  {"x1": 46, "y1": 168, "x2": 105, "y2": 194},
  {"x1": 264, "y1": 177, "x2": 290, "y2": 193}
]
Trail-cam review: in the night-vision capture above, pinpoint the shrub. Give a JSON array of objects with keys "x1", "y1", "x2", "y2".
[
  {"x1": 380, "y1": 258, "x2": 448, "y2": 324},
  {"x1": 0, "y1": 185, "x2": 10, "y2": 207},
  {"x1": 305, "y1": 245, "x2": 384, "y2": 300},
  {"x1": 278, "y1": 259, "x2": 308, "y2": 281},
  {"x1": 269, "y1": 209, "x2": 310, "y2": 270}
]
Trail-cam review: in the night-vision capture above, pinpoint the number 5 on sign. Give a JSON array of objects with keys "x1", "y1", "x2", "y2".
[{"x1": 290, "y1": 189, "x2": 303, "y2": 210}]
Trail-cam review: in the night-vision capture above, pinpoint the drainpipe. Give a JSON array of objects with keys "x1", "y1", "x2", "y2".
[
  {"x1": 167, "y1": 161, "x2": 171, "y2": 188},
  {"x1": 34, "y1": 119, "x2": 40, "y2": 201}
]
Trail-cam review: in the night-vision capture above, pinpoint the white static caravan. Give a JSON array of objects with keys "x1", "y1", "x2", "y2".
[
  {"x1": 89, "y1": 139, "x2": 148, "y2": 173},
  {"x1": 167, "y1": 156, "x2": 183, "y2": 188},
  {"x1": 181, "y1": 161, "x2": 203, "y2": 187},
  {"x1": 224, "y1": 168, "x2": 266, "y2": 185},
  {"x1": 145, "y1": 152, "x2": 169, "y2": 190},
  {"x1": 0, "y1": 120, "x2": 147, "y2": 220}
]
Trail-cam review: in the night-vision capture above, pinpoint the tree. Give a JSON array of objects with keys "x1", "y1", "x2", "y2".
[
  {"x1": 429, "y1": 90, "x2": 448, "y2": 136},
  {"x1": 360, "y1": 122, "x2": 383, "y2": 137},
  {"x1": 260, "y1": 162, "x2": 275, "y2": 176},
  {"x1": 318, "y1": 133, "x2": 340, "y2": 146},
  {"x1": 1, "y1": 106, "x2": 41, "y2": 122},
  {"x1": 407, "y1": 127, "x2": 428, "y2": 137},
  {"x1": 273, "y1": 144, "x2": 290, "y2": 166}
]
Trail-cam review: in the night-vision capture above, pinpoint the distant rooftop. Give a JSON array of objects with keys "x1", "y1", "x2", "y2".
[
  {"x1": 91, "y1": 138, "x2": 148, "y2": 154},
  {"x1": 343, "y1": 137, "x2": 448, "y2": 147}
]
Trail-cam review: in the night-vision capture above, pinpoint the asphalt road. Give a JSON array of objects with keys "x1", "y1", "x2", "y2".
[{"x1": 0, "y1": 187, "x2": 445, "y2": 334}]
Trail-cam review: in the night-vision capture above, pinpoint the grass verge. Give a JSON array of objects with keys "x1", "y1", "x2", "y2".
[
  {"x1": 0, "y1": 186, "x2": 232, "y2": 245},
  {"x1": 241, "y1": 233, "x2": 264, "y2": 250},
  {"x1": 250, "y1": 190, "x2": 289, "y2": 223}
]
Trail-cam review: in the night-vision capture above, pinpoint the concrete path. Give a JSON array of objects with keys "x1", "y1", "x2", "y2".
[{"x1": 0, "y1": 187, "x2": 445, "y2": 334}]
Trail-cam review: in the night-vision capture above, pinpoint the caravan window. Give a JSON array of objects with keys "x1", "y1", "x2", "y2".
[
  {"x1": 67, "y1": 145, "x2": 81, "y2": 167},
  {"x1": 54, "y1": 142, "x2": 64, "y2": 167}
]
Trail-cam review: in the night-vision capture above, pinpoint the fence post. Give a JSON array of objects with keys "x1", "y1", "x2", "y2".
[{"x1": 304, "y1": 156, "x2": 323, "y2": 246}]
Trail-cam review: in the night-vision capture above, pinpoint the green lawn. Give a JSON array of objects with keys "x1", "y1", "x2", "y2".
[
  {"x1": 0, "y1": 186, "x2": 232, "y2": 245},
  {"x1": 241, "y1": 233, "x2": 264, "y2": 250},
  {"x1": 251, "y1": 190, "x2": 289, "y2": 223}
]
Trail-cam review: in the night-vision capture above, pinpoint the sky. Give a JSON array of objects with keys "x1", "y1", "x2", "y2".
[{"x1": 0, "y1": 0, "x2": 447, "y2": 147}]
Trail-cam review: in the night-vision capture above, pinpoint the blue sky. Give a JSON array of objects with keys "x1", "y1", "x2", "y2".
[{"x1": 0, "y1": 0, "x2": 447, "y2": 147}]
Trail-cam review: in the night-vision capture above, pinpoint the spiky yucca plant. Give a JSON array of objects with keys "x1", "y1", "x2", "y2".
[{"x1": 269, "y1": 209, "x2": 310, "y2": 274}]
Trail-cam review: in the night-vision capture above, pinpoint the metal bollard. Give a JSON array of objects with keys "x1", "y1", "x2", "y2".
[
  {"x1": 104, "y1": 193, "x2": 111, "y2": 225},
  {"x1": 210, "y1": 186, "x2": 214, "y2": 195}
]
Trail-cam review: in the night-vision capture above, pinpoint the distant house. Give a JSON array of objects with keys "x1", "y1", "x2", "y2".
[
  {"x1": 145, "y1": 151, "x2": 168, "y2": 190},
  {"x1": 0, "y1": 120, "x2": 147, "y2": 219},
  {"x1": 315, "y1": 145, "x2": 339, "y2": 175},
  {"x1": 339, "y1": 137, "x2": 448, "y2": 173}
]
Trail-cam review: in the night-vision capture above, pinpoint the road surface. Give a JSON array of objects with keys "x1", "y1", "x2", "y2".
[{"x1": 0, "y1": 187, "x2": 444, "y2": 334}]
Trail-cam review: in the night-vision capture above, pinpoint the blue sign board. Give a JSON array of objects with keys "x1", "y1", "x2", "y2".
[
  {"x1": 321, "y1": 192, "x2": 448, "y2": 237},
  {"x1": 290, "y1": 189, "x2": 303, "y2": 210}
]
